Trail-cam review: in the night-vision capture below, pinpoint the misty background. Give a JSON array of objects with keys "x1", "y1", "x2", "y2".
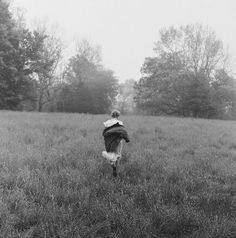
[{"x1": 1, "y1": 0, "x2": 236, "y2": 118}]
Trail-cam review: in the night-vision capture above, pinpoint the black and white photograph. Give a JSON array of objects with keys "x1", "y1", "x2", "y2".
[{"x1": 1, "y1": 0, "x2": 236, "y2": 237}]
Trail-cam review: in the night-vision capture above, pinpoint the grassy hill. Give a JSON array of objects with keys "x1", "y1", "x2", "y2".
[{"x1": 0, "y1": 111, "x2": 236, "y2": 237}]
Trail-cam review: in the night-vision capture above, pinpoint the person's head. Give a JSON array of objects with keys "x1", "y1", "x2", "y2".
[{"x1": 111, "y1": 109, "x2": 120, "y2": 118}]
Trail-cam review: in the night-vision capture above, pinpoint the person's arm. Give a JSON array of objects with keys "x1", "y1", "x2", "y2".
[{"x1": 121, "y1": 129, "x2": 130, "y2": 143}]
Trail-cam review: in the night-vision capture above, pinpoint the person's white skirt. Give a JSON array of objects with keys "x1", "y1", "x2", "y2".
[{"x1": 102, "y1": 140, "x2": 123, "y2": 166}]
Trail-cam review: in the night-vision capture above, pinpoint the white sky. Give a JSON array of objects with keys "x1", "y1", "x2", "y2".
[{"x1": 13, "y1": 0, "x2": 236, "y2": 82}]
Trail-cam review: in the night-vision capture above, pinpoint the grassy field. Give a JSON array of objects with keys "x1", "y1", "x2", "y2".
[{"x1": 0, "y1": 111, "x2": 236, "y2": 237}]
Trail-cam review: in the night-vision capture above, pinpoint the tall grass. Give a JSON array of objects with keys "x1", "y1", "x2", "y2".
[{"x1": 0, "y1": 111, "x2": 236, "y2": 237}]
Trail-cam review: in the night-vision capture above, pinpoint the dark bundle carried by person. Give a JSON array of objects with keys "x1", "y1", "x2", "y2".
[{"x1": 102, "y1": 110, "x2": 130, "y2": 176}]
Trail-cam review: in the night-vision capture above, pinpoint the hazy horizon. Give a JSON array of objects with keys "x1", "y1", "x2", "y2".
[{"x1": 13, "y1": 0, "x2": 236, "y2": 82}]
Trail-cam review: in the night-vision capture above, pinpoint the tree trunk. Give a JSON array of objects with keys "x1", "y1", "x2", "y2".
[{"x1": 38, "y1": 92, "x2": 43, "y2": 112}]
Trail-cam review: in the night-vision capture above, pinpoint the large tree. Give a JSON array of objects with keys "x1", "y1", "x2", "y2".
[
  {"x1": 0, "y1": 0, "x2": 23, "y2": 109},
  {"x1": 0, "y1": 0, "x2": 58, "y2": 110},
  {"x1": 135, "y1": 24, "x2": 236, "y2": 119},
  {"x1": 32, "y1": 26, "x2": 63, "y2": 112}
]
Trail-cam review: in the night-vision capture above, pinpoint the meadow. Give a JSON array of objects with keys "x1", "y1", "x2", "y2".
[{"x1": 0, "y1": 111, "x2": 236, "y2": 238}]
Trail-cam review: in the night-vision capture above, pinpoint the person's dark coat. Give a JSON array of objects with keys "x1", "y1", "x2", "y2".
[{"x1": 103, "y1": 123, "x2": 130, "y2": 152}]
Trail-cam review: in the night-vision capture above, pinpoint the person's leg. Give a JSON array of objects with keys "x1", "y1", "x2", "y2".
[
  {"x1": 116, "y1": 140, "x2": 123, "y2": 161},
  {"x1": 116, "y1": 140, "x2": 123, "y2": 157},
  {"x1": 112, "y1": 164, "x2": 117, "y2": 177},
  {"x1": 102, "y1": 139, "x2": 123, "y2": 177},
  {"x1": 102, "y1": 151, "x2": 117, "y2": 176},
  {"x1": 112, "y1": 140, "x2": 123, "y2": 177}
]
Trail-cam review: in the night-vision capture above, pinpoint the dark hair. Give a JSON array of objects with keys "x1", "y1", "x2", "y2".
[{"x1": 111, "y1": 110, "x2": 120, "y2": 118}]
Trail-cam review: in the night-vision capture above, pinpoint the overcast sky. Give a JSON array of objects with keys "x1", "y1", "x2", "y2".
[{"x1": 13, "y1": 0, "x2": 236, "y2": 82}]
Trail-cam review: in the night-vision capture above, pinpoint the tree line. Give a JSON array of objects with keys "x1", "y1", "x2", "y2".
[
  {"x1": 0, "y1": 0, "x2": 118, "y2": 113},
  {"x1": 1, "y1": 0, "x2": 236, "y2": 119},
  {"x1": 135, "y1": 24, "x2": 236, "y2": 119}
]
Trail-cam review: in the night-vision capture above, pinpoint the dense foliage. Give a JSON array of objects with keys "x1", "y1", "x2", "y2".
[
  {"x1": 54, "y1": 40, "x2": 118, "y2": 113},
  {"x1": 0, "y1": 1, "x2": 118, "y2": 113},
  {"x1": 135, "y1": 24, "x2": 236, "y2": 119},
  {"x1": 1, "y1": 1, "x2": 236, "y2": 117},
  {"x1": 0, "y1": 0, "x2": 36, "y2": 109}
]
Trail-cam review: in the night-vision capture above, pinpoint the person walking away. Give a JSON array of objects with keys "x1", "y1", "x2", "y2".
[{"x1": 102, "y1": 110, "x2": 130, "y2": 177}]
